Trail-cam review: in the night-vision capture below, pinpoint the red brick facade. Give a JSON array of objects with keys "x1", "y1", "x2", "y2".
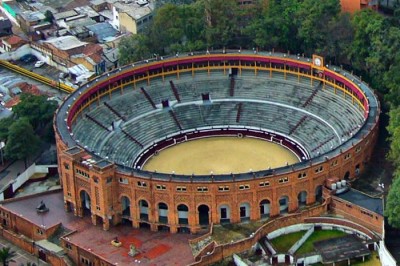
[{"x1": 54, "y1": 53, "x2": 380, "y2": 234}]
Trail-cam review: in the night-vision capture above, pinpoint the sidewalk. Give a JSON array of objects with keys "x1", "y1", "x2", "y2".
[{"x1": 0, "y1": 237, "x2": 49, "y2": 266}]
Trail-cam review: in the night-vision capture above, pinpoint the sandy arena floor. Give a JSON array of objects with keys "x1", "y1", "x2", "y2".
[{"x1": 143, "y1": 137, "x2": 299, "y2": 175}]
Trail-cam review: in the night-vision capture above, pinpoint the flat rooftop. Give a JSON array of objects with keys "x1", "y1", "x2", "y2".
[
  {"x1": 337, "y1": 189, "x2": 383, "y2": 215},
  {"x1": 1, "y1": 191, "x2": 196, "y2": 265},
  {"x1": 314, "y1": 234, "x2": 371, "y2": 263},
  {"x1": 44, "y1": 36, "x2": 87, "y2": 51}
]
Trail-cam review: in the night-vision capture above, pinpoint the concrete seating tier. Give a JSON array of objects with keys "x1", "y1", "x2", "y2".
[{"x1": 71, "y1": 69, "x2": 364, "y2": 165}]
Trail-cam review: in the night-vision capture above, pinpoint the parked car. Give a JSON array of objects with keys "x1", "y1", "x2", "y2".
[
  {"x1": 20, "y1": 54, "x2": 37, "y2": 63},
  {"x1": 59, "y1": 72, "x2": 68, "y2": 79},
  {"x1": 34, "y1": 61, "x2": 45, "y2": 68}
]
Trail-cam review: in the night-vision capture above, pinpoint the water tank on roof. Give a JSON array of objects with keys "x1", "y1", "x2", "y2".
[
  {"x1": 336, "y1": 181, "x2": 342, "y2": 189},
  {"x1": 331, "y1": 183, "x2": 337, "y2": 190}
]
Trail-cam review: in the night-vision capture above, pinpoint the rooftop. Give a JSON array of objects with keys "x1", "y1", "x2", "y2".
[
  {"x1": 1, "y1": 191, "x2": 196, "y2": 265},
  {"x1": 53, "y1": 10, "x2": 79, "y2": 21},
  {"x1": 86, "y1": 22, "x2": 118, "y2": 43},
  {"x1": 19, "y1": 11, "x2": 45, "y2": 22},
  {"x1": 114, "y1": 2, "x2": 152, "y2": 20},
  {"x1": 44, "y1": 36, "x2": 87, "y2": 51},
  {"x1": 1, "y1": 191, "x2": 80, "y2": 228},
  {"x1": 336, "y1": 188, "x2": 383, "y2": 215},
  {"x1": 74, "y1": 6, "x2": 100, "y2": 18}
]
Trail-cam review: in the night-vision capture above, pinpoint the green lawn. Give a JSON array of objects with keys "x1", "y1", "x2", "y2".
[
  {"x1": 296, "y1": 230, "x2": 348, "y2": 255},
  {"x1": 270, "y1": 231, "x2": 306, "y2": 253}
]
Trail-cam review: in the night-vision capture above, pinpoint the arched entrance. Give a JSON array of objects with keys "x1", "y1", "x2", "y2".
[
  {"x1": 139, "y1": 199, "x2": 149, "y2": 221},
  {"x1": 239, "y1": 202, "x2": 250, "y2": 221},
  {"x1": 121, "y1": 196, "x2": 131, "y2": 217},
  {"x1": 355, "y1": 164, "x2": 360, "y2": 176},
  {"x1": 158, "y1": 202, "x2": 168, "y2": 224},
  {"x1": 80, "y1": 190, "x2": 91, "y2": 216},
  {"x1": 177, "y1": 204, "x2": 189, "y2": 225},
  {"x1": 279, "y1": 196, "x2": 289, "y2": 214},
  {"x1": 198, "y1": 205, "x2": 210, "y2": 226},
  {"x1": 315, "y1": 185, "x2": 323, "y2": 202},
  {"x1": 259, "y1": 199, "x2": 270, "y2": 218},
  {"x1": 344, "y1": 171, "x2": 350, "y2": 180},
  {"x1": 219, "y1": 204, "x2": 231, "y2": 224},
  {"x1": 298, "y1": 191, "x2": 307, "y2": 207}
]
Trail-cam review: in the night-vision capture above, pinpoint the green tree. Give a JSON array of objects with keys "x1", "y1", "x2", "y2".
[
  {"x1": 150, "y1": 4, "x2": 185, "y2": 53},
  {"x1": 295, "y1": 0, "x2": 340, "y2": 55},
  {"x1": 0, "y1": 247, "x2": 16, "y2": 266},
  {"x1": 244, "y1": 0, "x2": 300, "y2": 51},
  {"x1": 12, "y1": 94, "x2": 57, "y2": 132},
  {"x1": 44, "y1": 10, "x2": 54, "y2": 24},
  {"x1": 4, "y1": 118, "x2": 40, "y2": 168},
  {"x1": 204, "y1": 0, "x2": 240, "y2": 47},
  {"x1": 118, "y1": 34, "x2": 151, "y2": 65},
  {"x1": 0, "y1": 117, "x2": 14, "y2": 143},
  {"x1": 320, "y1": 13, "x2": 354, "y2": 64},
  {"x1": 385, "y1": 173, "x2": 400, "y2": 228}
]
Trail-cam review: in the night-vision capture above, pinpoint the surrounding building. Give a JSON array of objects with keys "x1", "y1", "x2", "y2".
[
  {"x1": 110, "y1": 1, "x2": 153, "y2": 34},
  {"x1": 0, "y1": 17, "x2": 12, "y2": 37},
  {"x1": 340, "y1": 0, "x2": 379, "y2": 13}
]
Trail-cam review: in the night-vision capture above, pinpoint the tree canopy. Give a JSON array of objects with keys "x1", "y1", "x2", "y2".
[
  {"x1": 0, "y1": 247, "x2": 15, "y2": 266},
  {"x1": 4, "y1": 117, "x2": 40, "y2": 166}
]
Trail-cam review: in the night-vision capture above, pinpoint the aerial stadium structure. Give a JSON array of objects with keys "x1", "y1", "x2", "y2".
[{"x1": 54, "y1": 51, "x2": 380, "y2": 234}]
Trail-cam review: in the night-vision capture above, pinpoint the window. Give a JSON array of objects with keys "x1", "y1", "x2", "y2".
[
  {"x1": 137, "y1": 181, "x2": 147, "y2": 187},
  {"x1": 259, "y1": 181, "x2": 270, "y2": 187},
  {"x1": 344, "y1": 153, "x2": 351, "y2": 160},
  {"x1": 355, "y1": 146, "x2": 362, "y2": 153},
  {"x1": 67, "y1": 192, "x2": 71, "y2": 196},
  {"x1": 331, "y1": 160, "x2": 338, "y2": 167},
  {"x1": 218, "y1": 186, "x2": 230, "y2": 191},
  {"x1": 93, "y1": 176, "x2": 99, "y2": 183},
  {"x1": 315, "y1": 166, "x2": 324, "y2": 173},
  {"x1": 36, "y1": 228, "x2": 43, "y2": 235},
  {"x1": 119, "y1": 178, "x2": 128, "y2": 184},
  {"x1": 156, "y1": 184, "x2": 166, "y2": 190},
  {"x1": 96, "y1": 206, "x2": 100, "y2": 211},
  {"x1": 81, "y1": 257, "x2": 93, "y2": 266},
  {"x1": 279, "y1": 177, "x2": 289, "y2": 183},
  {"x1": 66, "y1": 243, "x2": 72, "y2": 250},
  {"x1": 76, "y1": 169, "x2": 89, "y2": 178},
  {"x1": 176, "y1": 186, "x2": 187, "y2": 192},
  {"x1": 239, "y1": 184, "x2": 250, "y2": 190},
  {"x1": 297, "y1": 172, "x2": 307, "y2": 179},
  {"x1": 197, "y1": 187, "x2": 208, "y2": 192},
  {"x1": 106, "y1": 177, "x2": 112, "y2": 183},
  {"x1": 64, "y1": 163, "x2": 70, "y2": 170}
]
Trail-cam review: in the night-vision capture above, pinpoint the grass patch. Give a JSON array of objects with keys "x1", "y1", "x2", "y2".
[
  {"x1": 270, "y1": 231, "x2": 306, "y2": 253},
  {"x1": 296, "y1": 230, "x2": 348, "y2": 255}
]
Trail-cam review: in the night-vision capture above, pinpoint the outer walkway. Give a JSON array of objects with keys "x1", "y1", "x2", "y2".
[{"x1": 0, "y1": 237, "x2": 49, "y2": 265}]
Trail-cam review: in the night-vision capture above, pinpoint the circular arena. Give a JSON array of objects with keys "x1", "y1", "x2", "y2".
[{"x1": 55, "y1": 51, "x2": 380, "y2": 233}]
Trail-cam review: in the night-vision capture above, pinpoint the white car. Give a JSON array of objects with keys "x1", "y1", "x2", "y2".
[{"x1": 34, "y1": 61, "x2": 45, "y2": 68}]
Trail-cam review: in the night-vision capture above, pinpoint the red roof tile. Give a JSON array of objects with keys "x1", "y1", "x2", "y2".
[{"x1": 4, "y1": 35, "x2": 26, "y2": 46}]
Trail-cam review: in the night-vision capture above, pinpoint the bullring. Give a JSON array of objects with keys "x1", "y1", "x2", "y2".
[{"x1": 54, "y1": 51, "x2": 380, "y2": 234}]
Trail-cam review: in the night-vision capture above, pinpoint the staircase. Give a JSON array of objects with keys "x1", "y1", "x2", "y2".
[
  {"x1": 121, "y1": 129, "x2": 144, "y2": 148},
  {"x1": 140, "y1": 87, "x2": 157, "y2": 109},
  {"x1": 85, "y1": 114, "x2": 110, "y2": 132},
  {"x1": 169, "y1": 110, "x2": 183, "y2": 130},
  {"x1": 169, "y1": 80, "x2": 181, "y2": 102},
  {"x1": 104, "y1": 102, "x2": 126, "y2": 121}
]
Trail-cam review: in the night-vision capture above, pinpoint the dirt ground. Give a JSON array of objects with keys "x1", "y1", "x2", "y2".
[{"x1": 143, "y1": 136, "x2": 299, "y2": 175}]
